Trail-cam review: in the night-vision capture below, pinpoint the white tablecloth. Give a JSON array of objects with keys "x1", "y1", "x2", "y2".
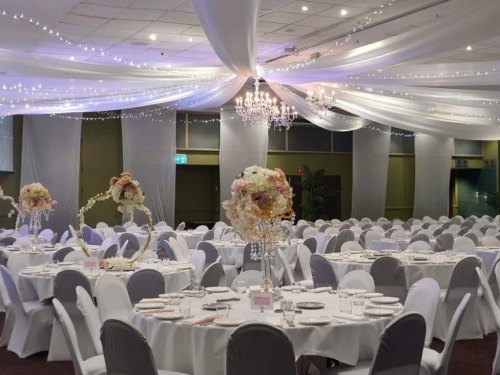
[
  {"x1": 130, "y1": 290, "x2": 393, "y2": 375},
  {"x1": 369, "y1": 239, "x2": 436, "y2": 251},
  {"x1": 18, "y1": 263, "x2": 194, "y2": 302},
  {"x1": 112, "y1": 231, "x2": 203, "y2": 251}
]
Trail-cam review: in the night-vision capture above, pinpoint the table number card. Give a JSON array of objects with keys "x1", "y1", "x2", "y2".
[
  {"x1": 82, "y1": 258, "x2": 99, "y2": 271},
  {"x1": 250, "y1": 291, "x2": 273, "y2": 311}
]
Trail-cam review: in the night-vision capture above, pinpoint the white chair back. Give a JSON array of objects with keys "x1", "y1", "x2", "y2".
[
  {"x1": 349, "y1": 226, "x2": 362, "y2": 234},
  {"x1": 176, "y1": 235, "x2": 191, "y2": 258},
  {"x1": 96, "y1": 222, "x2": 108, "y2": 229},
  {"x1": 338, "y1": 270, "x2": 375, "y2": 292},
  {"x1": 169, "y1": 237, "x2": 188, "y2": 262},
  {"x1": 324, "y1": 227, "x2": 339, "y2": 236},
  {"x1": 407, "y1": 240, "x2": 431, "y2": 251},
  {"x1": 131, "y1": 249, "x2": 157, "y2": 260},
  {"x1": 95, "y1": 274, "x2": 132, "y2": 322},
  {"x1": 303, "y1": 227, "x2": 319, "y2": 238},
  {"x1": 195, "y1": 225, "x2": 209, "y2": 232},
  {"x1": 231, "y1": 270, "x2": 263, "y2": 288},
  {"x1": 453, "y1": 237, "x2": 477, "y2": 255},
  {"x1": 483, "y1": 236, "x2": 500, "y2": 247},
  {"x1": 64, "y1": 251, "x2": 87, "y2": 263},
  {"x1": 370, "y1": 226, "x2": 385, "y2": 233},
  {"x1": 76, "y1": 286, "x2": 103, "y2": 355},
  {"x1": 314, "y1": 232, "x2": 327, "y2": 254},
  {"x1": 189, "y1": 250, "x2": 206, "y2": 279},
  {"x1": 123, "y1": 221, "x2": 136, "y2": 229},
  {"x1": 486, "y1": 228, "x2": 498, "y2": 237},
  {"x1": 277, "y1": 249, "x2": 295, "y2": 286},
  {"x1": 391, "y1": 230, "x2": 409, "y2": 240},
  {"x1": 297, "y1": 245, "x2": 312, "y2": 280},
  {"x1": 214, "y1": 221, "x2": 227, "y2": 228},
  {"x1": 340, "y1": 241, "x2": 363, "y2": 253}
]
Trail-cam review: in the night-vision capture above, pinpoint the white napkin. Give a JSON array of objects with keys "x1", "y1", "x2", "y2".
[
  {"x1": 140, "y1": 298, "x2": 170, "y2": 303},
  {"x1": 366, "y1": 302, "x2": 403, "y2": 312},
  {"x1": 332, "y1": 313, "x2": 369, "y2": 322},
  {"x1": 249, "y1": 285, "x2": 261, "y2": 292},
  {"x1": 307, "y1": 287, "x2": 332, "y2": 293},
  {"x1": 266, "y1": 317, "x2": 283, "y2": 327},
  {"x1": 182, "y1": 315, "x2": 216, "y2": 326}
]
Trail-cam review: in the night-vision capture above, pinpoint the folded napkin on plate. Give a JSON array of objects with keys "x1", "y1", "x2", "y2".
[
  {"x1": 249, "y1": 285, "x2": 261, "y2": 292},
  {"x1": 366, "y1": 303, "x2": 403, "y2": 311},
  {"x1": 182, "y1": 315, "x2": 216, "y2": 326},
  {"x1": 266, "y1": 317, "x2": 283, "y2": 328},
  {"x1": 35, "y1": 272, "x2": 55, "y2": 277},
  {"x1": 332, "y1": 313, "x2": 369, "y2": 322},
  {"x1": 141, "y1": 308, "x2": 175, "y2": 316},
  {"x1": 140, "y1": 298, "x2": 170, "y2": 303},
  {"x1": 307, "y1": 287, "x2": 332, "y2": 293},
  {"x1": 181, "y1": 291, "x2": 197, "y2": 297}
]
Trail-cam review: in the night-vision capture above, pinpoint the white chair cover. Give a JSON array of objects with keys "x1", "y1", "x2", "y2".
[
  {"x1": 82, "y1": 226, "x2": 93, "y2": 244},
  {"x1": 323, "y1": 236, "x2": 336, "y2": 254},
  {"x1": 453, "y1": 237, "x2": 477, "y2": 255},
  {"x1": 127, "y1": 269, "x2": 165, "y2": 304},
  {"x1": 231, "y1": 271, "x2": 263, "y2": 288},
  {"x1": 420, "y1": 294, "x2": 471, "y2": 375},
  {"x1": 333, "y1": 230, "x2": 355, "y2": 253},
  {"x1": 303, "y1": 226, "x2": 319, "y2": 238},
  {"x1": 314, "y1": 232, "x2": 327, "y2": 254},
  {"x1": 0, "y1": 274, "x2": 13, "y2": 347},
  {"x1": 319, "y1": 223, "x2": 333, "y2": 233},
  {"x1": 315, "y1": 219, "x2": 325, "y2": 227},
  {"x1": 96, "y1": 222, "x2": 108, "y2": 229},
  {"x1": 95, "y1": 274, "x2": 133, "y2": 322},
  {"x1": 324, "y1": 227, "x2": 339, "y2": 236},
  {"x1": 197, "y1": 241, "x2": 221, "y2": 267},
  {"x1": 39, "y1": 229, "x2": 54, "y2": 240},
  {"x1": 176, "y1": 222, "x2": 186, "y2": 230},
  {"x1": 370, "y1": 226, "x2": 385, "y2": 233},
  {"x1": 18, "y1": 224, "x2": 29, "y2": 236},
  {"x1": 403, "y1": 278, "x2": 440, "y2": 347},
  {"x1": 119, "y1": 240, "x2": 129, "y2": 256},
  {"x1": 302, "y1": 237, "x2": 317, "y2": 253},
  {"x1": 486, "y1": 228, "x2": 498, "y2": 237},
  {"x1": 123, "y1": 221, "x2": 136, "y2": 229},
  {"x1": 103, "y1": 244, "x2": 118, "y2": 259},
  {"x1": 277, "y1": 249, "x2": 295, "y2": 286},
  {"x1": 365, "y1": 231, "x2": 382, "y2": 249},
  {"x1": 90, "y1": 231, "x2": 104, "y2": 246},
  {"x1": 199, "y1": 262, "x2": 223, "y2": 288},
  {"x1": 226, "y1": 323, "x2": 297, "y2": 375},
  {"x1": 119, "y1": 233, "x2": 141, "y2": 258},
  {"x1": 7, "y1": 253, "x2": 36, "y2": 284},
  {"x1": 407, "y1": 241, "x2": 431, "y2": 251},
  {"x1": 155, "y1": 221, "x2": 167, "y2": 228},
  {"x1": 340, "y1": 241, "x2": 364, "y2": 253},
  {"x1": 310, "y1": 254, "x2": 338, "y2": 289},
  {"x1": 131, "y1": 249, "x2": 157, "y2": 260},
  {"x1": 297, "y1": 245, "x2": 312, "y2": 281},
  {"x1": 189, "y1": 250, "x2": 206, "y2": 280},
  {"x1": 483, "y1": 236, "x2": 500, "y2": 247},
  {"x1": 195, "y1": 225, "x2": 209, "y2": 232},
  {"x1": 202, "y1": 229, "x2": 215, "y2": 241},
  {"x1": 64, "y1": 251, "x2": 88, "y2": 263},
  {"x1": 370, "y1": 257, "x2": 407, "y2": 303},
  {"x1": 52, "y1": 247, "x2": 75, "y2": 262},
  {"x1": 338, "y1": 270, "x2": 375, "y2": 293},
  {"x1": 409, "y1": 233, "x2": 430, "y2": 244},
  {"x1": 103, "y1": 227, "x2": 116, "y2": 239},
  {"x1": 169, "y1": 238, "x2": 189, "y2": 262},
  {"x1": 419, "y1": 229, "x2": 434, "y2": 240},
  {"x1": 0, "y1": 266, "x2": 53, "y2": 358},
  {"x1": 391, "y1": 230, "x2": 410, "y2": 240},
  {"x1": 297, "y1": 219, "x2": 309, "y2": 227},
  {"x1": 100, "y1": 237, "x2": 112, "y2": 249},
  {"x1": 76, "y1": 286, "x2": 103, "y2": 355}
]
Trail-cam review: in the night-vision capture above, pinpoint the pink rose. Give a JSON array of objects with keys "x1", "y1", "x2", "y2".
[
  {"x1": 231, "y1": 178, "x2": 247, "y2": 195},
  {"x1": 251, "y1": 192, "x2": 267, "y2": 209}
]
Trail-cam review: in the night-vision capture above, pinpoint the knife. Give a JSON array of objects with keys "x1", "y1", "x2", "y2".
[{"x1": 216, "y1": 297, "x2": 241, "y2": 302}]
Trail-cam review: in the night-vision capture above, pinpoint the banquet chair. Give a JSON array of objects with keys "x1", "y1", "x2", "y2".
[
  {"x1": 295, "y1": 224, "x2": 309, "y2": 239},
  {"x1": 324, "y1": 227, "x2": 339, "y2": 236},
  {"x1": 103, "y1": 244, "x2": 118, "y2": 259},
  {"x1": 101, "y1": 319, "x2": 190, "y2": 375},
  {"x1": 50, "y1": 269, "x2": 94, "y2": 361},
  {"x1": 0, "y1": 237, "x2": 16, "y2": 246},
  {"x1": 310, "y1": 254, "x2": 339, "y2": 289},
  {"x1": 202, "y1": 229, "x2": 215, "y2": 241},
  {"x1": 196, "y1": 225, "x2": 210, "y2": 232},
  {"x1": 231, "y1": 271, "x2": 263, "y2": 288},
  {"x1": 157, "y1": 232, "x2": 177, "y2": 245},
  {"x1": 297, "y1": 219, "x2": 309, "y2": 226},
  {"x1": 39, "y1": 228, "x2": 54, "y2": 240},
  {"x1": 419, "y1": 229, "x2": 434, "y2": 240},
  {"x1": 333, "y1": 230, "x2": 355, "y2": 253},
  {"x1": 391, "y1": 230, "x2": 409, "y2": 240},
  {"x1": 410, "y1": 233, "x2": 430, "y2": 244},
  {"x1": 441, "y1": 222, "x2": 453, "y2": 229},
  {"x1": 197, "y1": 241, "x2": 221, "y2": 268},
  {"x1": 297, "y1": 244, "x2": 313, "y2": 282},
  {"x1": 214, "y1": 221, "x2": 227, "y2": 228},
  {"x1": 0, "y1": 275, "x2": 13, "y2": 347},
  {"x1": 127, "y1": 269, "x2": 165, "y2": 304},
  {"x1": 384, "y1": 228, "x2": 397, "y2": 239},
  {"x1": 214, "y1": 226, "x2": 226, "y2": 240},
  {"x1": 358, "y1": 229, "x2": 371, "y2": 249},
  {"x1": 243, "y1": 243, "x2": 261, "y2": 271},
  {"x1": 176, "y1": 222, "x2": 185, "y2": 230},
  {"x1": 82, "y1": 226, "x2": 93, "y2": 244},
  {"x1": 160, "y1": 240, "x2": 177, "y2": 262},
  {"x1": 315, "y1": 232, "x2": 327, "y2": 254},
  {"x1": 421, "y1": 223, "x2": 431, "y2": 229},
  {"x1": 338, "y1": 270, "x2": 375, "y2": 293},
  {"x1": 361, "y1": 223, "x2": 373, "y2": 230},
  {"x1": 364, "y1": 231, "x2": 382, "y2": 250},
  {"x1": 484, "y1": 236, "x2": 500, "y2": 247},
  {"x1": 103, "y1": 227, "x2": 116, "y2": 239},
  {"x1": 96, "y1": 222, "x2": 108, "y2": 229},
  {"x1": 52, "y1": 299, "x2": 106, "y2": 375},
  {"x1": 307, "y1": 221, "x2": 316, "y2": 227},
  {"x1": 227, "y1": 323, "x2": 297, "y2": 375},
  {"x1": 403, "y1": 278, "x2": 440, "y2": 347},
  {"x1": 323, "y1": 236, "x2": 337, "y2": 254},
  {"x1": 433, "y1": 228, "x2": 445, "y2": 237},
  {"x1": 52, "y1": 246, "x2": 75, "y2": 262},
  {"x1": 434, "y1": 233, "x2": 454, "y2": 253},
  {"x1": 470, "y1": 228, "x2": 484, "y2": 240},
  {"x1": 480, "y1": 226, "x2": 490, "y2": 235},
  {"x1": 303, "y1": 226, "x2": 319, "y2": 238},
  {"x1": 340, "y1": 241, "x2": 363, "y2": 253},
  {"x1": 90, "y1": 231, "x2": 103, "y2": 246},
  {"x1": 419, "y1": 294, "x2": 471, "y2": 375},
  {"x1": 433, "y1": 257, "x2": 482, "y2": 340},
  {"x1": 188, "y1": 250, "x2": 206, "y2": 280},
  {"x1": 65, "y1": 251, "x2": 87, "y2": 263},
  {"x1": 155, "y1": 220, "x2": 167, "y2": 228},
  {"x1": 76, "y1": 286, "x2": 103, "y2": 355},
  {"x1": 7, "y1": 253, "x2": 36, "y2": 284},
  {"x1": 457, "y1": 227, "x2": 469, "y2": 236},
  {"x1": 370, "y1": 257, "x2": 407, "y2": 303},
  {"x1": 119, "y1": 233, "x2": 141, "y2": 258},
  {"x1": 315, "y1": 219, "x2": 325, "y2": 227},
  {"x1": 461, "y1": 220, "x2": 474, "y2": 229},
  {"x1": 168, "y1": 238, "x2": 188, "y2": 262},
  {"x1": 319, "y1": 223, "x2": 333, "y2": 232},
  {"x1": 113, "y1": 226, "x2": 126, "y2": 233},
  {"x1": 338, "y1": 223, "x2": 352, "y2": 232},
  {"x1": 463, "y1": 232, "x2": 479, "y2": 246},
  {"x1": 176, "y1": 235, "x2": 191, "y2": 255},
  {"x1": 407, "y1": 241, "x2": 431, "y2": 252},
  {"x1": 132, "y1": 249, "x2": 157, "y2": 260},
  {"x1": 0, "y1": 266, "x2": 53, "y2": 358},
  {"x1": 402, "y1": 222, "x2": 411, "y2": 232},
  {"x1": 322, "y1": 312, "x2": 426, "y2": 375},
  {"x1": 412, "y1": 228, "x2": 422, "y2": 236},
  {"x1": 95, "y1": 274, "x2": 133, "y2": 322},
  {"x1": 486, "y1": 228, "x2": 498, "y2": 237},
  {"x1": 477, "y1": 268, "x2": 500, "y2": 375},
  {"x1": 453, "y1": 237, "x2": 477, "y2": 255},
  {"x1": 381, "y1": 222, "x2": 393, "y2": 231},
  {"x1": 222, "y1": 232, "x2": 241, "y2": 241},
  {"x1": 303, "y1": 237, "x2": 317, "y2": 253},
  {"x1": 18, "y1": 224, "x2": 29, "y2": 236},
  {"x1": 123, "y1": 221, "x2": 136, "y2": 229},
  {"x1": 277, "y1": 249, "x2": 296, "y2": 286},
  {"x1": 199, "y1": 262, "x2": 223, "y2": 288}
]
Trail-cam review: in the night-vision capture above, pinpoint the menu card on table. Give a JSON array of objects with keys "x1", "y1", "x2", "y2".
[
  {"x1": 250, "y1": 292, "x2": 273, "y2": 311},
  {"x1": 82, "y1": 258, "x2": 99, "y2": 271}
]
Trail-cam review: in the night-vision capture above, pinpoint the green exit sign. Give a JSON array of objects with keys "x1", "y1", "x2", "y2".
[{"x1": 175, "y1": 154, "x2": 187, "y2": 164}]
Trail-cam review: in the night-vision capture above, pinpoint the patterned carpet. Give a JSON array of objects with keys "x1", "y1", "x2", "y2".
[{"x1": 0, "y1": 312, "x2": 496, "y2": 374}]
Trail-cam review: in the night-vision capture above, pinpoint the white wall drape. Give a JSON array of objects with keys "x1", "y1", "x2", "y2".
[
  {"x1": 21, "y1": 114, "x2": 82, "y2": 239},
  {"x1": 413, "y1": 135, "x2": 453, "y2": 219},
  {"x1": 219, "y1": 110, "x2": 268, "y2": 221},
  {"x1": 352, "y1": 124, "x2": 389, "y2": 220},
  {"x1": 121, "y1": 109, "x2": 176, "y2": 226}
]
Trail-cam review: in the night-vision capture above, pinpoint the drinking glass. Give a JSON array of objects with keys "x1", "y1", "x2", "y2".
[
  {"x1": 179, "y1": 299, "x2": 191, "y2": 317},
  {"x1": 162, "y1": 258, "x2": 170, "y2": 266},
  {"x1": 283, "y1": 304, "x2": 296, "y2": 324},
  {"x1": 169, "y1": 293, "x2": 180, "y2": 306},
  {"x1": 51, "y1": 260, "x2": 59, "y2": 268},
  {"x1": 216, "y1": 304, "x2": 229, "y2": 319},
  {"x1": 450, "y1": 252, "x2": 457, "y2": 261},
  {"x1": 292, "y1": 282, "x2": 302, "y2": 294},
  {"x1": 341, "y1": 250, "x2": 350, "y2": 260},
  {"x1": 194, "y1": 285, "x2": 205, "y2": 298},
  {"x1": 338, "y1": 289, "x2": 352, "y2": 314},
  {"x1": 236, "y1": 281, "x2": 246, "y2": 294},
  {"x1": 352, "y1": 294, "x2": 365, "y2": 316}
]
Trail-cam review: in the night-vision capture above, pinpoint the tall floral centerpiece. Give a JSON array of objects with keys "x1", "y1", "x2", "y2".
[
  {"x1": 0, "y1": 183, "x2": 57, "y2": 245},
  {"x1": 223, "y1": 166, "x2": 294, "y2": 291},
  {"x1": 77, "y1": 172, "x2": 152, "y2": 266}
]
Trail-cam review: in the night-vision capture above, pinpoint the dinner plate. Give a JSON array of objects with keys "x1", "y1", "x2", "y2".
[
  {"x1": 135, "y1": 303, "x2": 165, "y2": 310},
  {"x1": 59, "y1": 262, "x2": 75, "y2": 266},
  {"x1": 21, "y1": 269, "x2": 41, "y2": 274},
  {"x1": 295, "y1": 302, "x2": 325, "y2": 310},
  {"x1": 154, "y1": 312, "x2": 185, "y2": 320},
  {"x1": 380, "y1": 250, "x2": 395, "y2": 254},
  {"x1": 370, "y1": 297, "x2": 400, "y2": 305},
  {"x1": 205, "y1": 287, "x2": 230, "y2": 293},
  {"x1": 298, "y1": 316, "x2": 331, "y2": 326},
  {"x1": 214, "y1": 318, "x2": 247, "y2": 327},
  {"x1": 350, "y1": 250, "x2": 362, "y2": 254},
  {"x1": 202, "y1": 303, "x2": 231, "y2": 311},
  {"x1": 8, "y1": 248, "x2": 20, "y2": 251},
  {"x1": 346, "y1": 289, "x2": 366, "y2": 295},
  {"x1": 358, "y1": 259, "x2": 374, "y2": 263},
  {"x1": 364, "y1": 293, "x2": 384, "y2": 298},
  {"x1": 159, "y1": 293, "x2": 184, "y2": 299},
  {"x1": 410, "y1": 260, "x2": 429, "y2": 264},
  {"x1": 364, "y1": 309, "x2": 394, "y2": 317},
  {"x1": 171, "y1": 264, "x2": 193, "y2": 270}
]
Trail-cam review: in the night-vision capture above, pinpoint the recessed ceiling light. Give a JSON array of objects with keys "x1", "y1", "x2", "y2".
[
  {"x1": 167, "y1": 64, "x2": 171, "y2": 68},
  {"x1": 466, "y1": 45, "x2": 472, "y2": 51},
  {"x1": 302, "y1": 5, "x2": 308, "y2": 11},
  {"x1": 149, "y1": 33, "x2": 156, "y2": 41},
  {"x1": 340, "y1": 9, "x2": 347, "y2": 16},
  {"x1": 70, "y1": 56, "x2": 74, "y2": 60},
  {"x1": 188, "y1": 37, "x2": 193, "y2": 42}
]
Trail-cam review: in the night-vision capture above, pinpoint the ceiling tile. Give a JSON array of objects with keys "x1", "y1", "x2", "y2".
[
  {"x1": 129, "y1": 0, "x2": 185, "y2": 10},
  {"x1": 63, "y1": 14, "x2": 109, "y2": 27},
  {"x1": 188, "y1": 44, "x2": 215, "y2": 52},
  {"x1": 274, "y1": 24, "x2": 318, "y2": 36},
  {"x1": 59, "y1": 24, "x2": 95, "y2": 35},
  {"x1": 343, "y1": 0, "x2": 388, "y2": 7},
  {"x1": 91, "y1": 28, "x2": 137, "y2": 38},
  {"x1": 158, "y1": 41, "x2": 193, "y2": 50},
  {"x1": 142, "y1": 22, "x2": 192, "y2": 33},
  {"x1": 158, "y1": 11, "x2": 200, "y2": 24},
  {"x1": 259, "y1": 21, "x2": 287, "y2": 33},
  {"x1": 173, "y1": 2, "x2": 195, "y2": 13},
  {"x1": 278, "y1": 1, "x2": 334, "y2": 14},
  {"x1": 181, "y1": 26, "x2": 206, "y2": 36},
  {"x1": 260, "y1": 32, "x2": 299, "y2": 43},
  {"x1": 170, "y1": 34, "x2": 206, "y2": 43},
  {"x1": 72, "y1": 4, "x2": 125, "y2": 18},
  {"x1": 260, "y1": 0, "x2": 295, "y2": 10},
  {"x1": 80, "y1": 35, "x2": 124, "y2": 44},
  {"x1": 320, "y1": 5, "x2": 370, "y2": 18},
  {"x1": 294, "y1": 15, "x2": 342, "y2": 27},
  {"x1": 131, "y1": 31, "x2": 176, "y2": 41},
  {"x1": 101, "y1": 20, "x2": 151, "y2": 31},
  {"x1": 84, "y1": 0, "x2": 136, "y2": 6},
  {"x1": 118, "y1": 8, "x2": 164, "y2": 21},
  {"x1": 260, "y1": 11, "x2": 309, "y2": 24}
]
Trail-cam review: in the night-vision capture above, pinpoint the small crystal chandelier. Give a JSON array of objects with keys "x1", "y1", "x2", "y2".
[
  {"x1": 306, "y1": 86, "x2": 335, "y2": 115},
  {"x1": 235, "y1": 79, "x2": 278, "y2": 127},
  {"x1": 271, "y1": 102, "x2": 297, "y2": 131}
]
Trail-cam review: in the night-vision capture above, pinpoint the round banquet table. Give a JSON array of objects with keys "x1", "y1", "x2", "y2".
[
  {"x1": 327, "y1": 252, "x2": 487, "y2": 289},
  {"x1": 129, "y1": 290, "x2": 395, "y2": 375},
  {"x1": 112, "y1": 231, "x2": 203, "y2": 251},
  {"x1": 17, "y1": 262, "x2": 194, "y2": 302},
  {"x1": 369, "y1": 238, "x2": 436, "y2": 252}
]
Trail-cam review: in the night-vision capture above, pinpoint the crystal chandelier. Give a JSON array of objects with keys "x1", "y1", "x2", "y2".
[
  {"x1": 235, "y1": 79, "x2": 278, "y2": 127},
  {"x1": 306, "y1": 87, "x2": 335, "y2": 115},
  {"x1": 271, "y1": 102, "x2": 297, "y2": 131}
]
